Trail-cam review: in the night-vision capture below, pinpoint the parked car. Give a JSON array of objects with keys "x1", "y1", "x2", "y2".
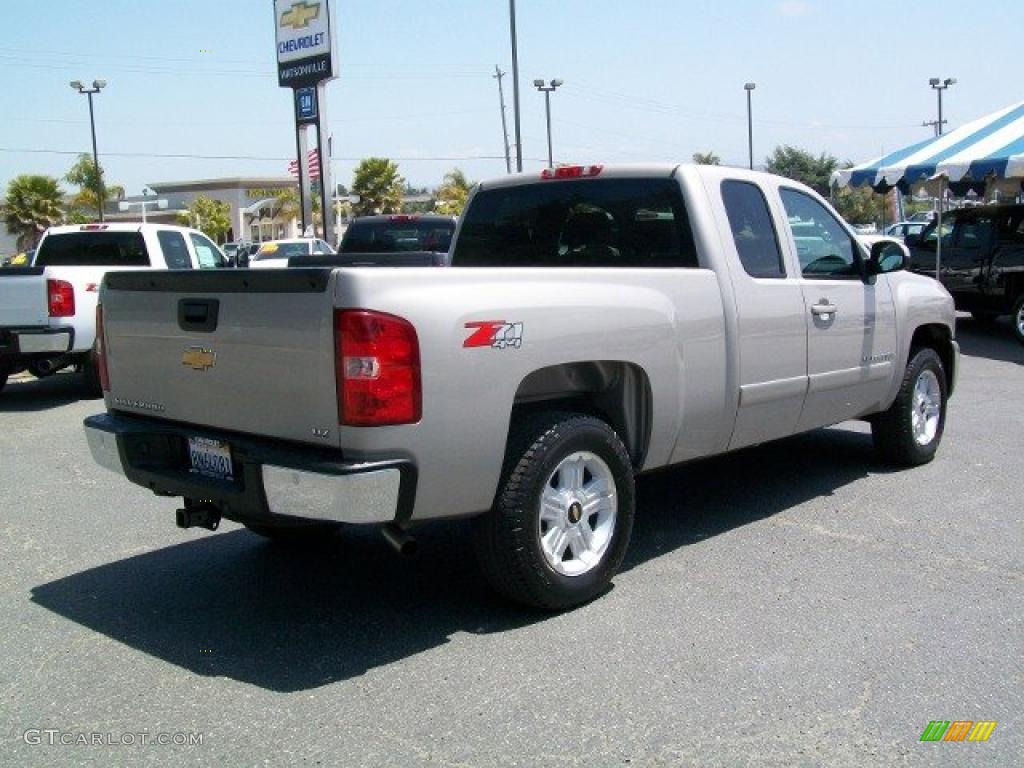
[
  {"x1": 0, "y1": 223, "x2": 226, "y2": 393},
  {"x1": 85, "y1": 163, "x2": 957, "y2": 609},
  {"x1": 338, "y1": 214, "x2": 457, "y2": 255},
  {"x1": 884, "y1": 221, "x2": 927, "y2": 241},
  {"x1": 248, "y1": 238, "x2": 334, "y2": 269},
  {"x1": 908, "y1": 203, "x2": 1024, "y2": 343}
]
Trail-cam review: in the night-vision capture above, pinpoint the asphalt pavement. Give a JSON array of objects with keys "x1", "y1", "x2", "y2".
[{"x1": 1, "y1": 315, "x2": 1021, "y2": 767}]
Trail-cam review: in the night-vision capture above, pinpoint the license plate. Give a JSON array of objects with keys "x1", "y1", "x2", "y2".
[{"x1": 188, "y1": 437, "x2": 233, "y2": 480}]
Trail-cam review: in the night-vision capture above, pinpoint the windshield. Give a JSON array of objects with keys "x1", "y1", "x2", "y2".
[
  {"x1": 341, "y1": 219, "x2": 455, "y2": 253},
  {"x1": 35, "y1": 231, "x2": 149, "y2": 267},
  {"x1": 253, "y1": 242, "x2": 310, "y2": 260}
]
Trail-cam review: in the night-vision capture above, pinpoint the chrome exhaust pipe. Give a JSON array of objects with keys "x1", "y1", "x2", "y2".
[{"x1": 381, "y1": 523, "x2": 417, "y2": 557}]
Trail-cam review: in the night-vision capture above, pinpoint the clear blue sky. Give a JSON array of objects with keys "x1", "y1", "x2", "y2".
[{"x1": 2, "y1": 0, "x2": 1021, "y2": 195}]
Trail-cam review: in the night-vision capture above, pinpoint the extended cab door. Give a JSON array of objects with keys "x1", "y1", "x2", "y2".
[
  {"x1": 712, "y1": 178, "x2": 809, "y2": 450},
  {"x1": 777, "y1": 188, "x2": 897, "y2": 431}
]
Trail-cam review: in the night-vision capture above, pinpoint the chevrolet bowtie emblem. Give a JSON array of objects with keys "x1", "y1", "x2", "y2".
[
  {"x1": 280, "y1": 1, "x2": 320, "y2": 29},
  {"x1": 182, "y1": 347, "x2": 217, "y2": 371}
]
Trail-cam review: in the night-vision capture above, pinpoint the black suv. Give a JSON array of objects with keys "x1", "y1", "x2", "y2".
[{"x1": 909, "y1": 203, "x2": 1024, "y2": 344}]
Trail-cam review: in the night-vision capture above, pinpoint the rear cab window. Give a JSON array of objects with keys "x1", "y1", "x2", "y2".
[
  {"x1": 35, "y1": 230, "x2": 150, "y2": 267},
  {"x1": 452, "y1": 177, "x2": 697, "y2": 268},
  {"x1": 342, "y1": 218, "x2": 456, "y2": 253}
]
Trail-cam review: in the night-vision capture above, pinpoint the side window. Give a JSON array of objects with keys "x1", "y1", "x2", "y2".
[
  {"x1": 779, "y1": 188, "x2": 859, "y2": 278},
  {"x1": 721, "y1": 180, "x2": 785, "y2": 278},
  {"x1": 157, "y1": 231, "x2": 191, "y2": 270},
  {"x1": 189, "y1": 233, "x2": 225, "y2": 269},
  {"x1": 955, "y1": 216, "x2": 992, "y2": 249}
]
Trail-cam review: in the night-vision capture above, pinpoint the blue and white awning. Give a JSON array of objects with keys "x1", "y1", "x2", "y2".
[{"x1": 832, "y1": 100, "x2": 1024, "y2": 191}]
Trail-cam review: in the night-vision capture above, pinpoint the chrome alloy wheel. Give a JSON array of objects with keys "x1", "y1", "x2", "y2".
[
  {"x1": 1016, "y1": 302, "x2": 1024, "y2": 337},
  {"x1": 538, "y1": 451, "x2": 617, "y2": 577},
  {"x1": 912, "y1": 369, "x2": 942, "y2": 446}
]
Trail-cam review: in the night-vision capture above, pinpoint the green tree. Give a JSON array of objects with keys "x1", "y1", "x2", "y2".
[
  {"x1": 764, "y1": 145, "x2": 838, "y2": 195},
  {"x1": 692, "y1": 151, "x2": 720, "y2": 165},
  {"x1": 832, "y1": 185, "x2": 881, "y2": 226},
  {"x1": 434, "y1": 168, "x2": 474, "y2": 216},
  {"x1": 3, "y1": 175, "x2": 64, "y2": 250},
  {"x1": 351, "y1": 158, "x2": 404, "y2": 216},
  {"x1": 177, "y1": 195, "x2": 232, "y2": 241},
  {"x1": 64, "y1": 154, "x2": 124, "y2": 218}
]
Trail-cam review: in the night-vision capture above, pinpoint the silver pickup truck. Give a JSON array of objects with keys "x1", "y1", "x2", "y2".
[{"x1": 84, "y1": 164, "x2": 958, "y2": 609}]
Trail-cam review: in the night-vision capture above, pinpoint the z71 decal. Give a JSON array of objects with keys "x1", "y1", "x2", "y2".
[{"x1": 463, "y1": 321, "x2": 524, "y2": 349}]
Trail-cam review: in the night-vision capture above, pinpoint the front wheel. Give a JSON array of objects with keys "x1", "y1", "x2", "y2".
[
  {"x1": 872, "y1": 347, "x2": 947, "y2": 466},
  {"x1": 1013, "y1": 294, "x2": 1024, "y2": 346},
  {"x1": 474, "y1": 413, "x2": 635, "y2": 610}
]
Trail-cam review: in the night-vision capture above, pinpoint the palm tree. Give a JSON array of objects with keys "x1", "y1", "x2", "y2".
[
  {"x1": 351, "y1": 158, "x2": 404, "y2": 216},
  {"x1": 3, "y1": 175, "x2": 64, "y2": 250},
  {"x1": 434, "y1": 169, "x2": 474, "y2": 216},
  {"x1": 64, "y1": 154, "x2": 123, "y2": 217}
]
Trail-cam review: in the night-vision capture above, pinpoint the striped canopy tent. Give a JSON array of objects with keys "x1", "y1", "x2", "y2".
[
  {"x1": 832, "y1": 100, "x2": 1024, "y2": 196},
  {"x1": 831, "y1": 100, "x2": 1024, "y2": 276}
]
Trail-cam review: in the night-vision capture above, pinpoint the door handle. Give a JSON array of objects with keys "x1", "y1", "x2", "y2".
[{"x1": 811, "y1": 301, "x2": 837, "y2": 318}]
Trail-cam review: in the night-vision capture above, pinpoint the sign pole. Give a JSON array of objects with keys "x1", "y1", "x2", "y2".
[
  {"x1": 316, "y1": 81, "x2": 332, "y2": 242},
  {"x1": 275, "y1": 0, "x2": 338, "y2": 240}
]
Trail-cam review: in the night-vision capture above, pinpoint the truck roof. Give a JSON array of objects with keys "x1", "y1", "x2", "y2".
[
  {"x1": 475, "y1": 162, "x2": 794, "y2": 191},
  {"x1": 42, "y1": 222, "x2": 206, "y2": 237}
]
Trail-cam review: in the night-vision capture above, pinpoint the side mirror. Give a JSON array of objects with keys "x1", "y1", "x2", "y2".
[{"x1": 867, "y1": 239, "x2": 909, "y2": 276}]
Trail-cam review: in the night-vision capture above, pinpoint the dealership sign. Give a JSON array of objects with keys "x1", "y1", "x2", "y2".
[{"x1": 274, "y1": 0, "x2": 338, "y2": 87}]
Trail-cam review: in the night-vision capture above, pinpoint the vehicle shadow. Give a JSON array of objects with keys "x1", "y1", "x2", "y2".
[
  {"x1": 956, "y1": 314, "x2": 1023, "y2": 365},
  {"x1": 30, "y1": 426, "x2": 886, "y2": 692},
  {"x1": 0, "y1": 371, "x2": 100, "y2": 411}
]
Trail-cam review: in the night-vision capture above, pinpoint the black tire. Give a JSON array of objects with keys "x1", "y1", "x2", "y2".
[
  {"x1": 243, "y1": 522, "x2": 340, "y2": 544},
  {"x1": 83, "y1": 348, "x2": 103, "y2": 397},
  {"x1": 1012, "y1": 294, "x2": 1024, "y2": 346},
  {"x1": 473, "y1": 412, "x2": 635, "y2": 611},
  {"x1": 872, "y1": 347, "x2": 947, "y2": 467},
  {"x1": 970, "y1": 310, "x2": 999, "y2": 325}
]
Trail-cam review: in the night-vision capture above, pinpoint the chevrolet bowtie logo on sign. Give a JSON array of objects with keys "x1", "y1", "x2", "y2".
[
  {"x1": 182, "y1": 347, "x2": 217, "y2": 372},
  {"x1": 280, "y1": 1, "x2": 321, "y2": 29}
]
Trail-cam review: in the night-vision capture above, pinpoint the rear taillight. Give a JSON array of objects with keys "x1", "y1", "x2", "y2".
[
  {"x1": 95, "y1": 304, "x2": 110, "y2": 392},
  {"x1": 47, "y1": 279, "x2": 75, "y2": 317},
  {"x1": 335, "y1": 309, "x2": 421, "y2": 426}
]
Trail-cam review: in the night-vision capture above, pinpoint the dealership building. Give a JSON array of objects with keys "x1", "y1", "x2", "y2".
[{"x1": 106, "y1": 177, "x2": 301, "y2": 243}]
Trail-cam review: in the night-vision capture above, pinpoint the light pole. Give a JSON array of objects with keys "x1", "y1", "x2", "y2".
[
  {"x1": 70, "y1": 79, "x2": 107, "y2": 222},
  {"x1": 744, "y1": 82, "x2": 756, "y2": 170},
  {"x1": 928, "y1": 77, "x2": 956, "y2": 136},
  {"x1": 533, "y1": 79, "x2": 563, "y2": 168},
  {"x1": 509, "y1": 0, "x2": 523, "y2": 172}
]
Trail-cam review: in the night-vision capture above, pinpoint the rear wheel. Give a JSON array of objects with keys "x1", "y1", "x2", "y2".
[
  {"x1": 474, "y1": 412, "x2": 635, "y2": 611},
  {"x1": 1013, "y1": 294, "x2": 1024, "y2": 345},
  {"x1": 872, "y1": 347, "x2": 947, "y2": 466}
]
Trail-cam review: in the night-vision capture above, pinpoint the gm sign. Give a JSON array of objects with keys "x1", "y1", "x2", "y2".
[{"x1": 274, "y1": 0, "x2": 338, "y2": 87}]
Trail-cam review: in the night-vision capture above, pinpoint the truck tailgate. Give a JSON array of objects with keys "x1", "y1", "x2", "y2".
[
  {"x1": 0, "y1": 268, "x2": 47, "y2": 326},
  {"x1": 102, "y1": 269, "x2": 340, "y2": 447}
]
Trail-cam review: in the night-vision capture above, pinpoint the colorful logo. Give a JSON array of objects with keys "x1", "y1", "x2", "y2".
[
  {"x1": 463, "y1": 321, "x2": 524, "y2": 350},
  {"x1": 182, "y1": 347, "x2": 217, "y2": 372},
  {"x1": 280, "y1": 1, "x2": 321, "y2": 30},
  {"x1": 920, "y1": 721, "x2": 997, "y2": 742}
]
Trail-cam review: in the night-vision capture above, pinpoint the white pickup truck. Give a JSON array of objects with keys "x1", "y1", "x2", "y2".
[
  {"x1": 84, "y1": 164, "x2": 959, "y2": 609},
  {"x1": 0, "y1": 223, "x2": 227, "y2": 393}
]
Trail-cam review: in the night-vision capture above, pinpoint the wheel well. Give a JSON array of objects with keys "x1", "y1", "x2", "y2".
[
  {"x1": 511, "y1": 361, "x2": 652, "y2": 469},
  {"x1": 910, "y1": 324, "x2": 955, "y2": 393}
]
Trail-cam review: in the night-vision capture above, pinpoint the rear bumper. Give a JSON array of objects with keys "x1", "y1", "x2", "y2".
[
  {"x1": 0, "y1": 326, "x2": 74, "y2": 356},
  {"x1": 83, "y1": 412, "x2": 416, "y2": 526}
]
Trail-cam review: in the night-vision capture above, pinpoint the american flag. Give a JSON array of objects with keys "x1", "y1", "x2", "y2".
[{"x1": 288, "y1": 149, "x2": 321, "y2": 180}]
